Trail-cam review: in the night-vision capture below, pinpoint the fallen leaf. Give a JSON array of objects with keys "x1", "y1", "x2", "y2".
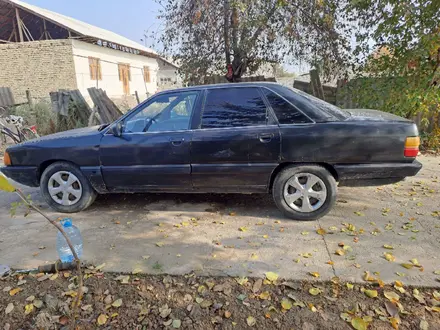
[
  {"x1": 224, "y1": 311, "x2": 232, "y2": 318},
  {"x1": 419, "y1": 319, "x2": 429, "y2": 330},
  {"x1": 239, "y1": 227, "x2": 247, "y2": 232},
  {"x1": 346, "y1": 283, "x2": 354, "y2": 290},
  {"x1": 115, "y1": 275, "x2": 130, "y2": 284},
  {"x1": 384, "y1": 253, "x2": 396, "y2": 262},
  {"x1": 326, "y1": 260, "x2": 334, "y2": 265},
  {"x1": 354, "y1": 211, "x2": 365, "y2": 216},
  {"x1": 259, "y1": 291, "x2": 271, "y2": 300},
  {"x1": 0, "y1": 174, "x2": 16, "y2": 192},
  {"x1": 112, "y1": 298, "x2": 122, "y2": 307},
  {"x1": 252, "y1": 279, "x2": 263, "y2": 293},
  {"x1": 316, "y1": 227, "x2": 327, "y2": 235},
  {"x1": 434, "y1": 270, "x2": 440, "y2": 275},
  {"x1": 50, "y1": 273, "x2": 59, "y2": 281},
  {"x1": 281, "y1": 298, "x2": 292, "y2": 310},
  {"x1": 250, "y1": 253, "x2": 258, "y2": 260},
  {"x1": 301, "y1": 231, "x2": 309, "y2": 236},
  {"x1": 97, "y1": 314, "x2": 108, "y2": 326},
  {"x1": 364, "y1": 290, "x2": 378, "y2": 298},
  {"x1": 262, "y1": 234, "x2": 269, "y2": 239},
  {"x1": 351, "y1": 317, "x2": 368, "y2": 330},
  {"x1": 383, "y1": 245, "x2": 394, "y2": 249},
  {"x1": 411, "y1": 258, "x2": 420, "y2": 266},
  {"x1": 265, "y1": 272, "x2": 279, "y2": 282},
  {"x1": 132, "y1": 268, "x2": 142, "y2": 275},
  {"x1": 385, "y1": 301, "x2": 399, "y2": 317},
  {"x1": 33, "y1": 300, "x2": 43, "y2": 309},
  {"x1": 172, "y1": 319, "x2": 181, "y2": 329},
  {"x1": 308, "y1": 303, "x2": 317, "y2": 312},
  {"x1": 5, "y1": 303, "x2": 14, "y2": 315},
  {"x1": 155, "y1": 242, "x2": 164, "y2": 247},
  {"x1": 236, "y1": 277, "x2": 248, "y2": 285},
  {"x1": 24, "y1": 304, "x2": 34, "y2": 315},
  {"x1": 340, "y1": 312, "x2": 352, "y2": 321},
  {"x1": 395, "y1": 281, "x2": 403, "y2": 287},
  {"x1": 142, "y1": 255, "x2": 150, "y2": 260},
  {"x1": 401, "y1": 263, "x2": 414, "y2": 269},
  {"x1": 309, "y1": 272, "x2": 320, "y2": 278},
  {"x1": 384, "y1": 291, "x2": 400, "y2": 302},
  {"x1": 335, "y1": 249, "x2": 345, "y2": 256},
  {"x1": 9, "y1": 288, "x2": 22, "y2": 296},
  {"x1": 246, "y1": 316, "x2": 256, "y2": 327},
  {"x1": 309, "y1": 287, "x2": 322, "y2": 296}
]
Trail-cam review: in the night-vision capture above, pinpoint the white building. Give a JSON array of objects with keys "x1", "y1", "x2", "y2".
[{"x1": 0, "y1": 0, "x2": 178, "y2": 105}]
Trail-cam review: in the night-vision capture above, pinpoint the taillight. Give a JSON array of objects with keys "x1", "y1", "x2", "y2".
[
  {"x1": 404, "y1": 136, "x2": 420, "y2": 157},
  {"x1": 4, "y1": 151, "x2": 11, "y2": 166}
]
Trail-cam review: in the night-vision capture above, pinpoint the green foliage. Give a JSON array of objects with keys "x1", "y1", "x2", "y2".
[
  {"x1": 11, "y1": 100, "x2": 57, "y2": 136},
  {"x1": 340, "y1": 0, "x2": 440, "y2": 149},
  {"x1": 153, "y1": 0, "x2": 351, "y2": 84},
  {"x1": 9, "y1": 195, "x2": 32, "y2": 217}
]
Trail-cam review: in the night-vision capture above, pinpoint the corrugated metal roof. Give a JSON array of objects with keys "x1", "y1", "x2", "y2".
[{"x1": 6, "y1": 0, "x2": 158, "y2": 56}]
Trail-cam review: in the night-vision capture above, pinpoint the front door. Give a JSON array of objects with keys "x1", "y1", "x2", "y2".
[
  {"x1": 190, "y1": 87, "x2": 280, "y2": 192},
  {"x1": 118, "y1": 64, "x2": 130, "y2": 95},
  {"x1": 100, "y1": 90, "x2": 200, "y2": 191}
]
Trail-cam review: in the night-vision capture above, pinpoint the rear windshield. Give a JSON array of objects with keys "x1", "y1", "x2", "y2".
[{"x1": 267, "y1": 85, "x2": 350, "y2": 121}]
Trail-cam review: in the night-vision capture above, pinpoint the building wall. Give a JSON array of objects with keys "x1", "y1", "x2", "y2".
[
  {"x1": 157, "y1": 59, "x2": 181, "y2": 91},
  {"x1": 0, "y1": 40, "x2": 77, "y2": 104},
  {"x1": 71, "y1": 40, "x2": 159, "y2": 103}
]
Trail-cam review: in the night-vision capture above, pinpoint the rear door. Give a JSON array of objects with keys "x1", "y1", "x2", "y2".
[{"x1": 190, "y1": 86, "x2": 280, "y2": 192}]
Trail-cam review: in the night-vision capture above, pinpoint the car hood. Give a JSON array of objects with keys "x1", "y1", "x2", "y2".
[
  {"x1": 346, "y1": 109, "x2": 412, "y2": 122},
  {"x1": 19, "y1": 125, "x2": 105, "y2": 145}
]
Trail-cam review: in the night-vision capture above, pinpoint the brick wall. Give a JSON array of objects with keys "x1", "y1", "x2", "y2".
[{"x1": 0, "y1": 40, "x2": 77, "y2": 104}]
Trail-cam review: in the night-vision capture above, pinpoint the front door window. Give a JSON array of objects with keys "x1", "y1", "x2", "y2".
[{"x1": 123, "y1": 91, "x2": 198, "y2": 133}]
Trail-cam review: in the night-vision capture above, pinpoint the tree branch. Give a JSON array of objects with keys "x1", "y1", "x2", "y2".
[
  {"x1": 14, "y1": 188, "x2": 83, "y2": 329},
  {"x1": 224, "y1": 0, "x2": 232, "y2": 66}
]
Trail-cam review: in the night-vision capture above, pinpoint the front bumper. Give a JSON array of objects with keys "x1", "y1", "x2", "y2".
[
  {"x1": 335, "y1": 160, "x2": 422, "y2": 187},
  {"x1": 1, "y1": 166, "x2": 39, "y2": 187}
]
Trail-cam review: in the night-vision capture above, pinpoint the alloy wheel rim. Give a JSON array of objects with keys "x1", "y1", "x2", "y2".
[
  {"x1": 48, "y1": 171, "x2": 82, "y2": 206},
  {"x1": 283, "y1": 173, "x2": 327, "y2": 213}
]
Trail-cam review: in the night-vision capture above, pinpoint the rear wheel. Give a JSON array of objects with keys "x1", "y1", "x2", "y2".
[
  {"x1": 272, "y1": 165, "x2": 337, "y2": 221},
  {"x1": 40, "y1": 162, "x2": 97, "y2": 213}
]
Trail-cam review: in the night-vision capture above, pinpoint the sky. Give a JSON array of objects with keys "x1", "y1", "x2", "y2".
[
  {"x1": 26, "y1": 0, "x2": 306, "y2": 73},
  {"x1": 27, "y1": 0, "x2": 162, "y2": 47}
]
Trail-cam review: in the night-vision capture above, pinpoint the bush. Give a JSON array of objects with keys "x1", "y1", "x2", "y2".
[{"x1": 11, "y1": 100, "x2": 57, "y2": 136}]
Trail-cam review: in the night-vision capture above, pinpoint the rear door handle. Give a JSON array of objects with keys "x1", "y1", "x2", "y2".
[
  {"x1": 259, "y1": 133, "x2": 273, "y2": 143},
  {"x1": 170, "y1": 137, "x2": 185, "y2": 146}
]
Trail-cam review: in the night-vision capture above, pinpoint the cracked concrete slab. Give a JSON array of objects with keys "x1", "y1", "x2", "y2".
[{"x1": 0, "y1": 155, "x2": 439, "y2": 287}]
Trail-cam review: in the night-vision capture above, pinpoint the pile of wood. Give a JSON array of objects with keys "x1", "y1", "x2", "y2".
[
  {"x1": 50, "y1": 88, "x2": 124, "y2": 131},
  {"x1": 87, "y1": 88, "x2": 123, "y2": 124}
]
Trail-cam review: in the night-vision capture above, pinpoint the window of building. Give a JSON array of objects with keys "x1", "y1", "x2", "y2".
[
  {"x1": 201, "y1": 87, "x2": 267, "y2": 129},
  {"x1": 144, "y1": 66, "x2": 151, "y2": 83},
  {"x1": 118, "y1": 64, "x2": 131, "y2": 81},
  {"x1": 262, "y1": 88, "x2": 311, "y2": 124},
  {"x1": 88, "y1": 57, "x2": 102, "y2": 80}
]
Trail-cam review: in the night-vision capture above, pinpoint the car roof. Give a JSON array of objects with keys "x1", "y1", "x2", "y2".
[{"x1": 159, "y1": 82, "x2": 281, "y2": 94}]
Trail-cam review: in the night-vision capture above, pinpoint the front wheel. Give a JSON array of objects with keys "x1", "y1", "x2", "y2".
[
  {"x1": 272, "y1": 165, "x2": 337, "y2": 221},
  {"x1": 40, "y1": 162, "x2": 97, "y2": 213}
]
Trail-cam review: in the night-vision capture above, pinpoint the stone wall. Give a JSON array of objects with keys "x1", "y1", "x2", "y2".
[{"x1": 0, "y1": 40, "x2": 77, "y2": 104}]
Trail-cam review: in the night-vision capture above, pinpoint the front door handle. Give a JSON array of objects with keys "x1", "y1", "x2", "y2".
[
  {"x1": 170, "y1": 137, "x2": 185, "y2": 146},
  {"x1": 259, "y1": 133, "x2": 273, "y2": 143}
]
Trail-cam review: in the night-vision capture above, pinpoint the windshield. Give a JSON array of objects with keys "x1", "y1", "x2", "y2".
[{"x1": 293, "y1": 88, "x2": 350, "y2": 120}]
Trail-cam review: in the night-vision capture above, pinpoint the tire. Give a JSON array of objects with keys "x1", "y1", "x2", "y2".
[
  {"x1": 272, "y1": 165, "x2": 337, "y2": 221},
  {"x1": 40, "y1": 161, "x2": 97, "y2": 213}
]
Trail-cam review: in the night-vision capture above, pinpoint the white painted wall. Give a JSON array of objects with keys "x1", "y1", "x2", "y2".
[
  {"x1": 157, "y1": 59, "x2": 182, "y2": 91},
  {"x1": 71, "y1": 40, "x2": 159, "y2": 101}
]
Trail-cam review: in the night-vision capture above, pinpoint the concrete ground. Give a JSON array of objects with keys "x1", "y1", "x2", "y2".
[{"x1": 0, "y1": 155, "x2": 439, "y2": 287}]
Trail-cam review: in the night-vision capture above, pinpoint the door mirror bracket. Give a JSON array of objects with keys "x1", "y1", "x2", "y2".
[{"x1": 111, "y1": 122, "x2": 123, "y2": 137}]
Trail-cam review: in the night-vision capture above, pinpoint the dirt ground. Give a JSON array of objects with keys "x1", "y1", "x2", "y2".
[
  {"x1": 1, "y1": 155, "x2": 439, "y2": 288},
  {"x1": 1, "y1": 269, "x2": 440, "y2": 329}
]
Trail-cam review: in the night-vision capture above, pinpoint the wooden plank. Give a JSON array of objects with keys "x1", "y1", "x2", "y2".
[
  {"x1": 0, "y1": 87, "x2": 15, "y2": 107},
  {"x1": 87, "y1": 88, "x2": 113, "y2": 123},
  {"x1": 15, "y1": 8, "x2": 23, "y2": 42}
]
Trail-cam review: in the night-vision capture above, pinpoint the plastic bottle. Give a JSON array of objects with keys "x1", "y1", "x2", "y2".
[{"x1": 56, "y1": 218, "x2": 83, "y2": 263}]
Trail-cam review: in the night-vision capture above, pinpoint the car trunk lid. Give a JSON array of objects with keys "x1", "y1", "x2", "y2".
[{"x1": 346, "y1": 109, "x2": 412, "y2": 122}]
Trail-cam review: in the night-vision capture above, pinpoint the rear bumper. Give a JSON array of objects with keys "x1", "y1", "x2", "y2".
[
  {"x1": 0, "y1": 166, "x2": 39, "y2": 187},
  {"x1": 335, "y1": 160, "x2": 422, "y2": 187}
]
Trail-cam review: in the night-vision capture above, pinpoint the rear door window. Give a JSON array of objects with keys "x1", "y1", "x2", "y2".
[
  {"x1": 262, "y1": 88, "x2": 311, "y2": 124},
  {"x1": 201, "y1": 87, "x2": 267, "y2": 129}
]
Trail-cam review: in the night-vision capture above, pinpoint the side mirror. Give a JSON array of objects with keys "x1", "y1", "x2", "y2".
[{"x1": 111, "y1": 122, "x2": 123, "y2": 137}]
